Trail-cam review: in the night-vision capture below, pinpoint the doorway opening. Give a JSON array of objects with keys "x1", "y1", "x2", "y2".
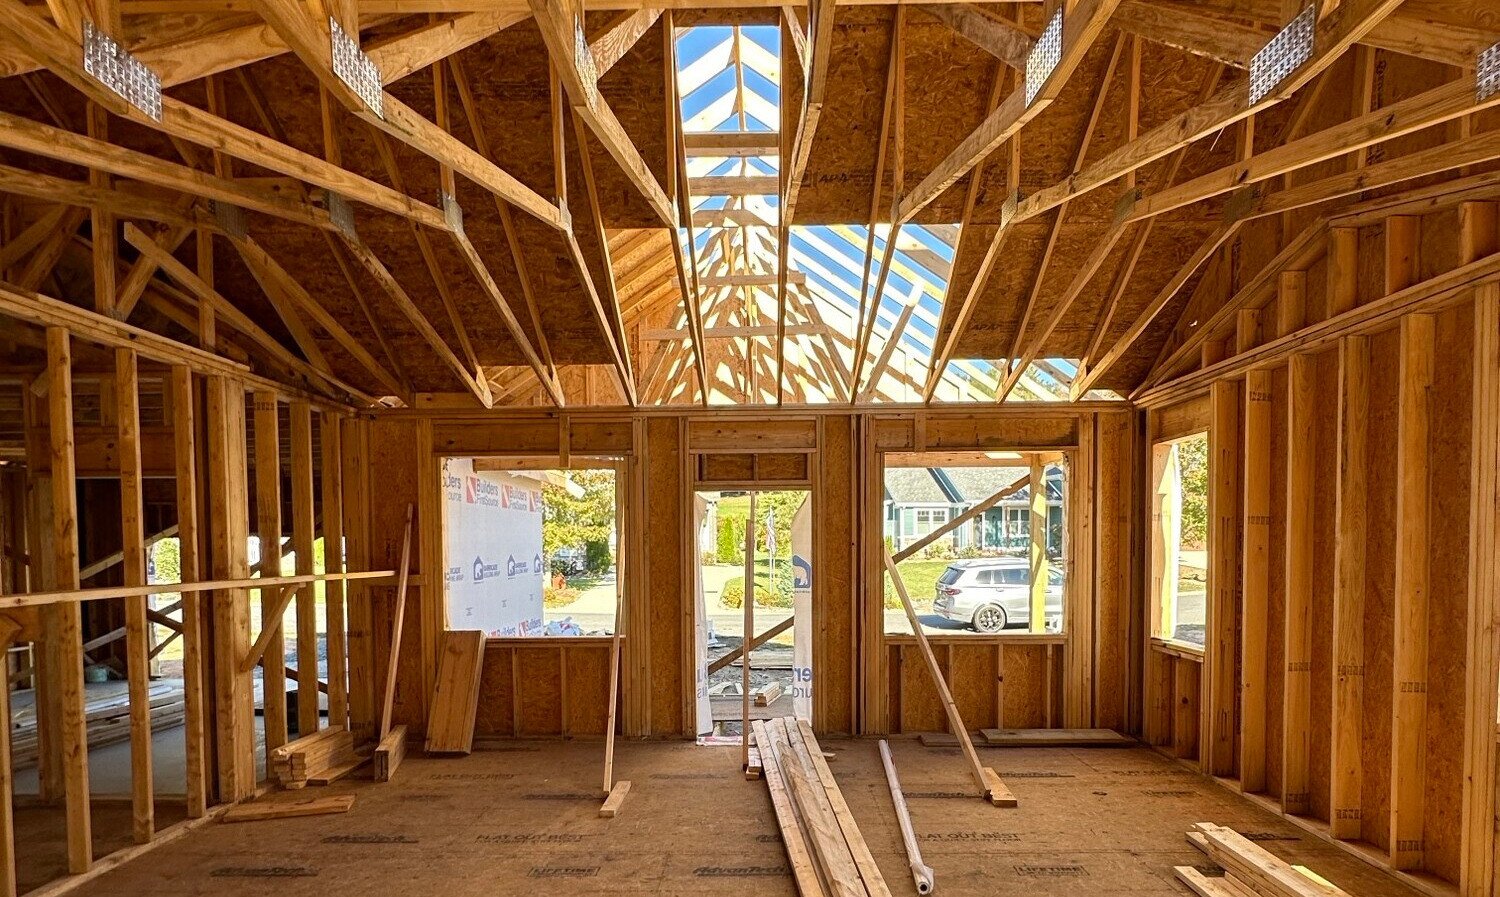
[{"x1": 693, "y1": 489, "x2": 812, "y2": 740}]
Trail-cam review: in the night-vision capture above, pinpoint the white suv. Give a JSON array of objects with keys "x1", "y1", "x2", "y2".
[{"x1": 932, "y1": 558, "x2": 1064, "y2": 633}]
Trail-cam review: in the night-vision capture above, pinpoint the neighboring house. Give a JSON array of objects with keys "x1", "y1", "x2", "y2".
[{"x1": 884, "y1": 466, "x2": 1064, "y2": 555}]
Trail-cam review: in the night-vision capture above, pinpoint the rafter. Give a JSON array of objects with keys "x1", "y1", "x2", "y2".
[{"x1": 530, "y1": 0, "x2": 675, "y2": 225}]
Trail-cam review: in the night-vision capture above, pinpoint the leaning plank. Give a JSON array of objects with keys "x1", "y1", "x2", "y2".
[
  {"x1": 220, "y1": 795, "x2": 354, "y2": 823},
  {"x1": 373, "y1": 725, "x2": 407, "y2": 783},
  {"x1": 883, "y1": 549, "x2": 1010, "y2": 806},
  {"x1": 598, "y1": 780, "x2": 632, "y2": 819},
  {"x1": 424, "y1": 630, "x2": 486, "y2": 754},
  {"x1": 378, "y1": 505, "x2": 415, "y2": 740}
]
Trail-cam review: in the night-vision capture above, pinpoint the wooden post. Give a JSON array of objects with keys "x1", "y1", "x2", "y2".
[
  {"x1": 1028, "y1": 456, "x2": 1047, "y2": 633},
  {"x1": 1206, "y1": 379, "x2": 1239, "y2": 778},
  {"x1": 1461, "y1": 284, "x2": 1500, "y2": 893},
  {"x1": 1326, "y1": 227, "x2": 1359, "y2": 317},
  {"x1": 170, "y1": 366, "x2": 208, "y2": 818},
  {"x1": 0, "y1": 619, "x2": 19, "y2": 897},
  {"x1": 207, "y1": 376, "x2": 254, "y2": 800},
  {"x1": 741, "y1": 492, "x2": 755, "y2": 770},
  {"x1": 46, "y1": 327, "x2": 91, "y2": 873},
  {"x1": 1283, "y1": 353, "x2": 1314, "y2": 815},
  {"x1": 1240, "y1": 368, "x2": 1272, "y2": 794},
  {"x1": 1460, "y1": 206, "x2": 1500, "y2": 897},
  {"x1": 114, "y1": 348, "x2": 153, "y2": 843},
  {"x1": 252, "y1": 389, "x2": 286, "y2": 757},
  {"x1": 1331, "y1": 335, "x2": 1368, "y2": 840},
  {"x1": 320, "y1": 412, "x2": 349, "y2": 729},
  {"x1": 290, "y1": 402, "x2": 318, "y2": 737},
  {"x1": 1391, "y1": 313, "x2": 1434, "y2": 871}
]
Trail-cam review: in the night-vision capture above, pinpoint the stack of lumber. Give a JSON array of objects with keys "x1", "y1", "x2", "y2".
[
  {"x1": 270, "y1": 727, "x2": 358, "y2": 789},
  {"x1": 1177, "y1": 823, "x2": 1351, "y2": 897},
  {"x1": 222, "y1": 794, "x2": 355, "y2": 823},
  {"x1": 752, "y1": 717, "x2": 891, "y2": 897},
  {"x1": 12, "y1": 682, "x2": 186, "y2": 769}
]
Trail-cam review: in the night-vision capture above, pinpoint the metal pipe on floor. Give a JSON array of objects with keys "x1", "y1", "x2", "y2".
[{"x1": 878, "y1": 739, "x2": 934, "y2": 895}]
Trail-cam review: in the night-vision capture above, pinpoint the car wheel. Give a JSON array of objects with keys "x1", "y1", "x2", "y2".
[{"x1": 972, "y1": 604, "x2": 1007, "y2": 634}]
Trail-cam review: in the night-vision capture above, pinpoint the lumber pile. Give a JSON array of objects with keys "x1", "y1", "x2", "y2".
[
  {"x1": 11, "y1": 682, "x2": 186, "y2": 769},
  {"x1": 373, "y1": 724, "x2": 407, "y2": 782},
  {"x1": 270, "y1": 726, "x2": 357, "y2": 789},
  {"x1": 752, "y1": 717, "x2": 891, "y2": 897},
  {"x1": 754, "y1": 681, "x2": 784, "y2": 706},
  {"x1": 425, "y1": 630, "x2": 485, "y2": 754},
  {"x1": 1177, "y1": 823, "x2": 1350, "y2": 897}
]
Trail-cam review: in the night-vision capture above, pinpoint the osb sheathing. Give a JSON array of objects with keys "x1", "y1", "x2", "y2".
[{"x1": 30, "y1": 742, "x2": 1440, "y2": 897}]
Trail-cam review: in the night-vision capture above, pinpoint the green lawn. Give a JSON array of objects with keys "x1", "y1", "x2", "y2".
[{"x1": 884, "y1": 559, "x2": 953, "y2": 609}]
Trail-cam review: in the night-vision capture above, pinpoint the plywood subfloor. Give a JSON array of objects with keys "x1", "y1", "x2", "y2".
[{"x1": 63, "y1": 740, "x2": 1435, "y2": 897}]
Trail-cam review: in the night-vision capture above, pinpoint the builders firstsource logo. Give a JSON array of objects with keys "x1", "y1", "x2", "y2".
[
  {"x1": 471, "y1": 556, "x2": 500, "y2": 582},
  {"x1": 465, "y1": 476, "x2": 501, "y2": 507},
  {"x1": 442, "y1": 469, "x2": 463, "y2": 501}
]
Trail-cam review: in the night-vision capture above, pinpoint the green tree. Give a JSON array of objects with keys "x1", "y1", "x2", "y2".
[
  {"x1": 1178, "y1": 436, "x2": 1209, "y2": 549},
  {"x1": 716, "y1": 516, "x2": 744, "y2": 564},
  {"x1": 543, "y1": 470, "x2": 616, "y2": 569}
]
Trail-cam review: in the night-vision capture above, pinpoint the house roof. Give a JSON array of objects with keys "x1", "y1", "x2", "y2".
[{"x1": 884, "y1": 468, "x2": 950, "y2": 504}]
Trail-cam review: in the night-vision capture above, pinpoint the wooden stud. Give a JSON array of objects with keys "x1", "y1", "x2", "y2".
[
  {"x1": 1206, "y1": 379, "x2": 1239, "y2": 778},
  {"x1": 114, "y1": 348, "x2": 153, "y2": 843},
  {"x1": 1391, "y1": 313, "x2": 1433, "y2": 870},
  {"x1": 1240, "y1": 368, "x2": 1271, "y2": 794},
  {"x1": 741, "y1": 492, "x2": 755, "y2": 770},
  {"x1": 0, "y1": 619, "x2": 15, "y2": 897},
  {"x1": 1385, "y1": 216, "x2": 1420, "y2": 295},
  {"x1": 290, "y1": 402, "x2": 319, "y2": 737},
  {"x1": 320, "y1": 413, "x2": 349, "y2": 729},
  {"x1": 1283, "y1": 354, "x2": 1314, "y2": 815},
  {"x1": 207, "y1": 376, "x2": 254, "y2": 801},
  {"x1": 1327, "y1": 227, "x2": 1359, "y2": 318},
  {"x1": 45, "y1": 327, "x2": 91, "y2": 873},
  {"x1": 1029, "y1": 457, "x2": 1047, "y2": 634},
  {"x1": 170, "y1": 366, "x2": 208, "y2": 818},
  {"x1": 1330, "y1": 336, "x2": 1368, "y2": 840},
  {"x1": 1276, "y1": 271, "x2": 1306, "y2": 338},
  {"x1": 252, "y1": 390, "x2": 287, "y2": 758},
  {"x1": 1461, "y1": 283, "x2": 1500, "y2": 896}
]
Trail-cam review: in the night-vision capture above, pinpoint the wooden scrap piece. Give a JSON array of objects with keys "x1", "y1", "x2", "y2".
[
  {"x1": 373, "y1": 724, "x2": 407, "y2": 782},
  {"x1": 221, "y1": 794, "x2": 354, "y2": 823},
  {"x1": 755, "y1": 681, "x2": 785, "y2": 706},
  {"x1": 978, "y1": 728, "x2": 1135, "y2": 747},
  {"x1": 599, "y1": 780, "x2": 632, "y2": 819},
  {"x1": 424, "y1": 630, "x2": 486, "y2": 754}
]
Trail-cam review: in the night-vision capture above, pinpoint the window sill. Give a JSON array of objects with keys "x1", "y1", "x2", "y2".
[{"x1": 1150, "y1": 637, "x2": 1205, "y2": 660}]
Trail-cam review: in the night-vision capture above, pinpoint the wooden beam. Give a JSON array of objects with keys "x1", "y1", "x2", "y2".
[
  {"x1": 920, "y1": 4, "x2": 1033, "y2": 69},
  {"x1": 1391, "y1": 313, "x2": 1433, "y2": 870},
  {"x1": 320, "y1": 411, "x2": 349, "y2": 730},
  {"x1": 529, "y1": 0, "x2": 675, "y2": 225},
  {"x1": 252, "y1": 390, "x2": 288, "y2": 759},
  {"x1": 589, "y1": 8, "x2": 661, "y2": 75},
  {"x1": 1462, "y1": 276, "x2": 1500, "y2": 895},
  {"x1": 1330, "y1": 334, "x2": 1367, "y2": 839},
  {"x1": 1283, "y1": 353, "x2": 1314, "y2": 814},
  {"x1": 1111, "y1": 0, "x2": 1265, "y2": 68},
  {"x1": 251, "y1": 0, "x2": 568, "y2": 231},
  {"x1": 892, "y1": 0, "x2": 1120, "y2": 224},
  {"x1": 290, "y1": 402, "x2": 319, "y2": 737},
  {"x1": 1206, "y1": 378, "x2": 1239, "y2": 778},
  {"x1": 170, "y1": 366, "x2": 208, "y2": 818},
  {"x1": 45, "y1": 327, "x2": 91, "y2": 873},
  {"x1": 114, "y1": 348, "x2": 153, "y2": 844},
  {"x1": 1239, "y1": 367, "x2": 1271, "y2": 794},
  {"x1": 999, "y1": 0, "x2": 1404, "y2": 234}
]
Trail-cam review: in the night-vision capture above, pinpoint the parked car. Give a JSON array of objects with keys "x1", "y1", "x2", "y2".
[{"x1": 932, "y1": 558, "x2": 1064, "y2": 633}]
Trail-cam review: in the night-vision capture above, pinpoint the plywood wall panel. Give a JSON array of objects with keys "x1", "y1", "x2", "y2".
[
  {"x1": 515, "y1": 646, "x2": 563, "y2": 736},
  {"x1": 1002, "y1": 645, "x2": 1046, "y2": 729},
  {"x1": 564, "y1": 646, "x2": 611, "y2": 737},
  {"x1": 1094, "y1": 411, "x2": 1134, "y2": 731},
  {"x1": 816, "y1": 415, "x2": 856, "y2": 733},
  {"x1": 475, "y1": 645, "x2": 517, "y2": 737},
  {"x1": 948, "y1": 643, "x2": 998, "y2": 732}
]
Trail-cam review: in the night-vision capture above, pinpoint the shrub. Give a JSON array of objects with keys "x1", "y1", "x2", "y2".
[
  {"x1": 921, "y1": 540, "x2": 957, "y2": 560},
  {"x1": 584, "y1": 539, "x2": 612, "y2": 574},
  {"x1": 716, "y1": 517, "x2": 745, "y2": 565},
  {"x1": 720, "y1": 577, "x2": 744, "y2": 609}
]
